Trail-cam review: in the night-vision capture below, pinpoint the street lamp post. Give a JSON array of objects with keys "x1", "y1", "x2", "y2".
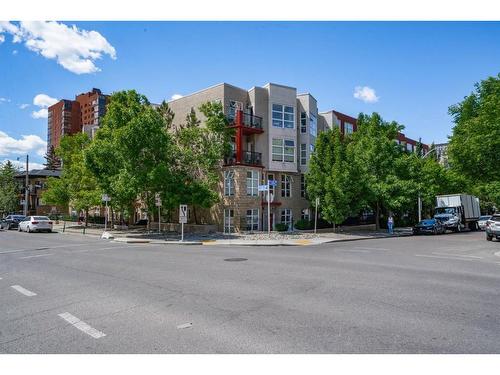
[
  {"x1": 418, "y1": 147, "x2": 437, "y2": 222},
  {"x1": 24, "y1": 155, "x2": 29, "y2": 216}
]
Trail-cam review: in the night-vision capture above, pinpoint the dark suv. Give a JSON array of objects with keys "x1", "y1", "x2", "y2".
[
  {"x1": 486, "y1": 214, "x2": 500, "y2": 241},
  {"x1": 0, "y1": 215, "x2": 26, "y2": 230}
]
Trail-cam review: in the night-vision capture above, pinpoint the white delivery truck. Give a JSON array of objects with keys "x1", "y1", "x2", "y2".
[{"x1": 434, "y1": 194, "x2": 480, "y2": 232}]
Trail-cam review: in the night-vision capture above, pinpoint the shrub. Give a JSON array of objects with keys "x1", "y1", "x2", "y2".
[
  {"x1": 294, "y1": 219, "x2": 312, "y2": 230},
  {"x1": 275, "y1": 223, "x2": 288, "y2": 232}
]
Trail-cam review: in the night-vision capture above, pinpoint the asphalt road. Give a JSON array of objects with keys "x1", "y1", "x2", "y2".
[{"x1": 1, "y1": 229, "x2": 499, "y2": 353}]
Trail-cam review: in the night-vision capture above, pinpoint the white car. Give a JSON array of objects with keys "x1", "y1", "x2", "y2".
[
  {"x1": 478, "y1": 215, "x2": 492, "y2": 230},
  {"x1": 18, "y1": 216, "x2": 53, "y2": 233}
]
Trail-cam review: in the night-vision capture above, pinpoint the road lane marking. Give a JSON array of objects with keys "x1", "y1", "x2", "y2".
[
  {"x1": 58, "y1": 312, "x2": 106, "y2": 339},
  {"x1": 0, "y1": 243, "x2": 99, "y2": 255},
  {"x1": 432, "y1": 252, "x2": 483, "y2": 259},
  {"x1": 11, "y1": 285, "x2": 37, "y2": 296},
  {"x1": 415, "y1": 254, "x2": 475, "y2": 262},
  {"x1": 338, "y1": 249, "x2": 370, "y2": 253},
  {"x1": 177, "y1": 322, "x2": 193, "y2": 329},
  {"x1": 19, "y1": 253, "x2": 54, "y2": 259},
  {"x1": 353, "y1": 247, "x2": 389, "y2": 251}
]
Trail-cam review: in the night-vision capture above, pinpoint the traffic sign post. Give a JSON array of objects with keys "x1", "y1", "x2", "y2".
[
  {"x1": 102, "y1": 194, "x2": 111, "y2": 231},
  {"x1": 155, "y1": 193, "x2": 162, "y2": 234},
  {"x1": 179, "y1": 204, "x2": 188, "y2": 241},
  {"x1": 266, "y1": 180, "x2": 277, "y2": 236}
]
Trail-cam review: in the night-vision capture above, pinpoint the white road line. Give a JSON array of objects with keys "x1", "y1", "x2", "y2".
[
  {"x1": 19, "y1": 253, "x2": 54, "y2": 259},
  {"x1": 353, "y1": 247, "x2": 389, "y2": 251},
  {"x1": 58, "y1": 312, "x2": 106, "y2": 339},
  {"x1": 11, "y1": 285, "x2": 37, "y2": 296},
  {"x1": 415, "y1": 254, "x2": 475, "y2": 262},
  {"x1": 432, "y1": 252, "x2": 483, "y2": 259},
  {"x1": 338, "y1": 249, "x2": 370, "y2": 253}
]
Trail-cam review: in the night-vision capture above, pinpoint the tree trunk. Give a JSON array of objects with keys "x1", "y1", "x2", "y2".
[
  {"x1": 375, "y1": 201, "x2": 380, "y2": 231},
  {"x1": 85, "y1": 208, "x2": 88, "y2": 227},
  {"x1": 193, "y1": 205, "x2": 198, "y2": 225}
]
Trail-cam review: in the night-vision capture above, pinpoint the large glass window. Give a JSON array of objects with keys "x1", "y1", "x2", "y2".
[
  {"x1": 272, "y1": 139, "x2": 295, "y2": 163},
  {"x1": 309, "y1": 112, "x2": 317, "y2": 137},
  {"x1": 281, "y1": 174, "x2": 292, "y2": 197},
  {"x1": 246, "y1": 170, "x2": 259, "y2": 196},
  {"x1": 300, "y1": 112, "x2": 307, "y2": 133},
  {"x1": 344, "y1": 122, "x2": 354, "y2": 134},
  {"x1": 406, "y1": 143, "x2": 414, "y2": 152},
  {"x1": 300, "y1": 144, "x2": 307, "y2": 165},
  {"x1": 223, "y1": 170, "x2": 235, "y2": 196},
  {"x1": 224, "y1": 209, "x2": 234, "y2": 234},
  {"x1": 246, "y1": 209, "x2": 259, "y2": 231},
  {"x1": 281, "y1": 208, "x2": 292, "y2": 227},
  {"x1": 228, "y1": 100, "x2": 242, "y2": 121},
  {"x1": 272, "y1": 104, "x2": 294, "y2": 128}
]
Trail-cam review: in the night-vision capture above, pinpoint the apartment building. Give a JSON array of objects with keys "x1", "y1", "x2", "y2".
[
  {"x1": 434, "y1": 142, "x2": 449, "y2": 167},
  {"x1": 47, "y1": 88, "x2": 109, "y2": 151},
  {"x1": 168, "y1": 82, "x2": 429, "y2": 233}
]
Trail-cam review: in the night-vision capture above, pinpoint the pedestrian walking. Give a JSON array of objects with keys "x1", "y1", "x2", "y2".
[{"x1": 387, "y1": 214, "x2": 394, "y2": 235}]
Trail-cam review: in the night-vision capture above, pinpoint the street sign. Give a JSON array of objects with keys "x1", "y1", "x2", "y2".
[
  {"x1": 268, "y1": 179, "x2": 278, "y2": 187},
  {"x1": 101, "y1": 194, "x2": 110, "y2": 202},
  {"x1": 179, "y1": 204, "x2": 188, "y2": 224},
  {"x1": 155, "y1": 193, "x2": 162, "y2": 207},
  {"x1": 258, "y1": 184, "x2": 269, "y2": 192}
]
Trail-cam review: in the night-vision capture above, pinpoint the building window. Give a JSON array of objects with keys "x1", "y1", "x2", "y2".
[
  {"x1": 224, "y1": 209, "x2": 235, "y2": 234},
  {"x1": 272, "y1": 104, "x2": 294, "y2": 129},
  {"x1": 301, "y1": 208, "x2": 310, "y2": 220},
  {"x1": 300, "y1": 174, "x2": 306, "y2": 198},
  {"x1": 246, "y1": 209, "x2": 259, "y2": 231},
  {"x1": 309, "y1": 112, "x2": 317, "y2": 137},
  {"x1": 281, "y1": 174, "x2": 292, "y2": 197},
  {"x1": 228, "y1": 100, "x2": 242, "y2": 121},
  {"x1": 272, "y1": 139, "x2": 295, "y2": 162},
  {"x1": 406, "y1": 143, "x2": 414, "y2": 152},
  {"x1": 281, "y1": 208, "x2": 292, "y2": 227},
  {"x1": 300, "y1": 144, "x2": 307, "y2": 165},
  {"x1": 246, "y1": 170, "x2": 259, "y2": 196},
  {"x1": 345, "y1": 122, "x2": 354, "y2": 134},
  {"x1": 224, "y1": 170, "x2": 235, "y2": 196},
  {"x1": 300, "y1": 112, "x2": 307, "y2": 133},
  {"x1": 310, "y1": 144, "x2": 314, "y2": 153}
]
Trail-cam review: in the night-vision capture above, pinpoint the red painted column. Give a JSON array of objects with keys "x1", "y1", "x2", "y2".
[{"x1": 235, "y1": 109, "x2": 243, "y2": 163}]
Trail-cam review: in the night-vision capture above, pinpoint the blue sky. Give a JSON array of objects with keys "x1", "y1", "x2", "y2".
[{"x1": 1, "y1": 21, "x2": 499, "y2": 168}]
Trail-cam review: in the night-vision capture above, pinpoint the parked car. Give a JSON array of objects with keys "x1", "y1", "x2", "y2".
[
  {"x1": 134, "y1": 219, "x2": 148, "y2": 226},
  {"x1": 0, "y1": 215, "x2": 26, "y2": 230},
  {"x1": 18, "y1": 216, "x2": 53, "y2": 233},
  {"x1": 478, "y1": 215, "x2": 492, "y2": 230},
  {"x1": 485, "y1": 214, "x2": 500, "y2": 241},
  {"x1": 413, "y1": 218, "x2": 445, "y2": 235}
]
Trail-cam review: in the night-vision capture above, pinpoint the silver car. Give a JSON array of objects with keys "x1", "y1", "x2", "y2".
[
  {"x1": 18, "y1": 216, "x2": 53, "y2": 233},
  {"x1": 478, "y1": 215, "x2": 492, "y2": 230}
]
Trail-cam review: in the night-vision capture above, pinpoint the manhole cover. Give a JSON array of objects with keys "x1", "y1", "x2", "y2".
[{"x1": 224, "y1": 258, "x2": 248, "y2": 262}]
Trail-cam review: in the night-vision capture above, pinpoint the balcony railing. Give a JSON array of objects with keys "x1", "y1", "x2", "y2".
[
  {"x1": 224, "y1": 150, "x2": 262, "y2": 166},
  {"x1": 226, "y1": 107, "x2": 263, "y2": 130}
]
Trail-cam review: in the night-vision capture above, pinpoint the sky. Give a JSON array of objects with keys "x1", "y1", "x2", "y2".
[{"x1": 1, "y1": 21, "x2": 499, "y2": 169}]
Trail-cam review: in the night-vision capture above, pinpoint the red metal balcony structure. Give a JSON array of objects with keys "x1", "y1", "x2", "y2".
[{"x1": 226, "y1": 109, "x2": 264, "y2": 166}]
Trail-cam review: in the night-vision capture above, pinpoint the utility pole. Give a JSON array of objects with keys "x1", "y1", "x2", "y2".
[
  {"x1": 24, "y1": 155, "x2": 29, "y2": 216},
  {"x1": 314, "y1": 197, "x2": 319, "y2": 234}
]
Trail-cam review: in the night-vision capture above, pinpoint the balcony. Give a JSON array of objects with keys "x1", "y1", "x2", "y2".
[
  {"x1": 227, "y1": 108, "x2": 264, "y2": 134},
  {"x1": 224, "y1": 150, "x2": 262, "y2": 166}
]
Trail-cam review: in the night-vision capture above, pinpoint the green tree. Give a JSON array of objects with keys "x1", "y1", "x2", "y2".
[
  {"x1": 448, "y1": 73, "x2": 500, "y2": 209},
  {"x1": 307, "y1": 128, "x2": 364, "y2": 226},
  {"x1": 43, "y1": 145, "x2": 61, "y2": 170},
  {"x1": 43, "y1": 133, "x2": 101, "y2": 225},
  {"x1": 85, "y1": 90, "x2": 177, "y2": 224},
  {"x1": 0, "y1": 161, "x2": 19, "y2": 215},
  {"x1": 348, "y1": 113, "x2": 408, "y2": 229}
]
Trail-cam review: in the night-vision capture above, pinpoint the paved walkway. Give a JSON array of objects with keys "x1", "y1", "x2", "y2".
[{"x1": 53, "y1": 223, "x2": 412, "y2": 246}]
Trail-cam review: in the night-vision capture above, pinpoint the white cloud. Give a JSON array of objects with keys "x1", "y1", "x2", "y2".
[
  {"x1": 19, "y1": 103, "x2": 29, "y2": 109},
  {"x1": 353, "y1": 86, "x2": 379, "y2": 103},
  {"x1": 0, "y1": 131, "x2": 47, "y2": 157},
  {"x1": 0, "y1": 21, "x2": 116, "y2": 74},
  {"x1": 31, "y1": 108, "x2": 48, "y2": 119},
  {"x1": 0, "y1": 97, "x2": 10, "y2": 103},
  {"x1": 171, "y1": 94, "x2": 183, "y2": 100},
  {"x1": 33, "y1": 93, "x2": 58, "y2": 108},
  {"x1": 31, "y1": 94, "x2": 58, "y2": 119},
  {"x1": 2, "y1": 159, "x2": 45, "y2": 171},
  {"x1": 0, "y1": 34, "x2": 4, "y2": 43},
  {"x1": 12, "y1": 49, "x2": 18, "y2": 55}
]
